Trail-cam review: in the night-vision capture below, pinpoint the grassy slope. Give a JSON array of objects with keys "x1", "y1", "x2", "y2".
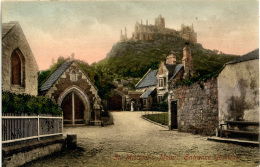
[{"x1": 39, "y1": 36, "x2": 238, "y2": 98}]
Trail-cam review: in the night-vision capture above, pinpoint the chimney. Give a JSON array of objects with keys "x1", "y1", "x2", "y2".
[
  {"x1": 146, "y1": 19, "x2": 148, "y2": 25},
  {"x1": 166, "y1": 51, "x2": 176, "y2": 65},
  {"x1": 182, "y1": 42, "x2": 190, "y2": 67},
  {"x1": 182, "y1": 42, "x2": 195, "y2": 79}
]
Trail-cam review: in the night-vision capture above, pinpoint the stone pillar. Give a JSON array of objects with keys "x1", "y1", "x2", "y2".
[{"x1": 72, "y1": 92, "x2": 75, "y2": 124}]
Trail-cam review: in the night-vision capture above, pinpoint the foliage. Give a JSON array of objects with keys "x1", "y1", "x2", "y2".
[
  {"x1": 159, "y1": 101, "x2": 168, "y2": 111},
  {"x1": 2, "y1": 91, "x2": 62, "y2": 115},
  {"x1": 39, "y1": 36, "x2": 237, "y2": 100}
]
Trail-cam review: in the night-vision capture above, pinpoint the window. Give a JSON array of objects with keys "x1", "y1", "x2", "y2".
[
  {"x1": 158, "y1": 96, "x2": 163, "y2": 103},
  {"x1": 159, "y1": 77, "x2": 166, "y2": 88},
  {"x1": 70, "y1": 70, "x2": 78, "y2": 82},
  {"x1": 11, "y1": 49, "x2": 25, "y2": 86},
  {"x1": 143, "y1": 98, "x2": 148, "y2": 106}
]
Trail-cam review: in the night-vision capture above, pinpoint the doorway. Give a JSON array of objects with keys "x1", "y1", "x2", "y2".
[
  {"x1": 171, "y1": 100, "x2": 178, "y2": 129},
  {"x1": 61, "y1": 92, "x2": 85, "y2": 124}
]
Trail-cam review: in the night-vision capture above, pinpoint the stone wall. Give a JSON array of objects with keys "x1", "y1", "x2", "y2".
[
  {"x1": 2, "y1": 136, "x2": 65, "y2": 167},
  {"x1": 168, "y1": 78, "x2": 218, "y2": 136},
  {"x1": 2, "y1": 22, "x2": 38, "y2": 96}
]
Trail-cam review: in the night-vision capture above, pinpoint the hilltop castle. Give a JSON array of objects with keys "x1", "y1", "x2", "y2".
[{"x1": 120, "y1": 15, "x2": 197, "y2": 43}]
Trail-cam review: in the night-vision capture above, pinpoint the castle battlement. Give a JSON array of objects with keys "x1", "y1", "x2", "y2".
[{"x1": 120, "y1": 15, "x2": 197, "y2": 43}]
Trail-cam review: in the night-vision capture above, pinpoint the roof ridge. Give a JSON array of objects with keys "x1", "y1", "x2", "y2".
[
  {"x1": 39, "y1": 61, "x2": 73, "y2": 92},
  {"x1": 2, "y1": 21, "x2": 18, "y2": 39}
]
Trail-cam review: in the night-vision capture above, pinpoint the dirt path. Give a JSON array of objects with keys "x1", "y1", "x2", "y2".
[{"x1": 25, "y1": 112, "x2": 259, "y2": 167}]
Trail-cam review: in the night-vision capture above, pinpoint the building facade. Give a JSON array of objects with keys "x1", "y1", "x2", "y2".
[
  {"x1": 2, "y1": 21, "x2": 39, "y2": 96},
  {"x1": 218, "y1": 49, "x2": 259, "y2": 124},
  {"x1": 39, "y1": 61, "x2": 103, "y2": 125},
  {"x1": 120, "y1": 15, "x2": 197, "y2": 43}
]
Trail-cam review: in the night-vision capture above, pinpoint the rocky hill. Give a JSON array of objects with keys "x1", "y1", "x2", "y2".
[{"x1": 103, "y1": 34, "x2": 238, "y2": 78}]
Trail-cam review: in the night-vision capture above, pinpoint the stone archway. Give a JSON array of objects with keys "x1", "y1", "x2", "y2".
[
  {"x1": 58, "y1": 86, "x2": 91, "y2": 125},
  {"x1": 107, "y1": 93, "x2": 122, "y2": 111}
]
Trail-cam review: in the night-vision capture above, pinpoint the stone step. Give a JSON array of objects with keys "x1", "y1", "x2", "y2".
[{"x1": 207, "y1": 137, "x2": 259, "y2": 147}]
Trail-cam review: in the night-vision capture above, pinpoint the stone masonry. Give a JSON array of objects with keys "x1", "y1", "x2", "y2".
[
  {"x1": 169, "y1": 78, "x2": 218, "y2": 136},
  {"x1": 2, "y1": 22, "x2": 38, "y2": 96}
]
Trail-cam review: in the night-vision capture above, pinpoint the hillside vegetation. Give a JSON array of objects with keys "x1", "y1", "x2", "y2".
[{"x1": 39, "y1": 35, "x2": 238, "y2": 99}]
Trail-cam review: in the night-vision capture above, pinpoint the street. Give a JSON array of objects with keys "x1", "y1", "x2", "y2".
[{"x1": 26, "y1": 112, "x2": 259, "y2": 167}]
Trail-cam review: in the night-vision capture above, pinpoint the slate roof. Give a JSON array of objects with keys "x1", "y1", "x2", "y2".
[
  {"x1": 165, "y1": 63, "x2": 176, "y2": 78},
  {"x1": 39, "y1": 61, "x2": 74, "y2": 92},
  {"x1": 140, "y1": 88, "x2": 155, "y2": 98},
  {"x1": 2, "y1": 21, "x2": 18, "y2": 39},
  {"x1": 168, "y1": 64, "x2": 184, "y2": 83},
  {"x1": 136, "y1": 70, "x2": 158, "y2": 89},
  {"x1": 227, "y1": 49, "x2": 259, "y2": 65}
]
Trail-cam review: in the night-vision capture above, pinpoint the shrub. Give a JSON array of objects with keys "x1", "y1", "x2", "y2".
[
  {"x1": 159, "y1": 101, "x2": 168, "y2": 111},
  {"x1": 2, "y1": 91, "x2": 62, "y2": 115}
]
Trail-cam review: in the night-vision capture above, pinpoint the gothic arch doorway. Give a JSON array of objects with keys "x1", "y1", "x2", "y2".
[
  {"x1": 61, "y1": 92, "x2": 85, "y2": 124},
  {"x1": 58, "y1": 86, "x2": 91, "y2": 125},
  {"x1": 107, "y1": 93, "x2": 122, "y2": 111}
]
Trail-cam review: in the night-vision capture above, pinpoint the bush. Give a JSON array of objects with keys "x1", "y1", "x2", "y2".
[
  {"x1": 159, "y1": 101, "x2": 168, "y2": 111},
  {"x1": 2, "y1": 91, "x2": 62, "y2": 115}
]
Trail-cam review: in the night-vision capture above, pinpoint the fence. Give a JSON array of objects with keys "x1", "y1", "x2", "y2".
[{"x1": 2, "y1": 113, "x2": 63, "y2": 145}]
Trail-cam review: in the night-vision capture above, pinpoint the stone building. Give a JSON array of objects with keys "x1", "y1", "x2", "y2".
[
  {"x1": 39, "y1": 61, "x2": 103, "y2": 125},
  {"x1": 125, "y1": 15, "x2": 197, "y2": 43},
  {"x1": 135, "y1": 69, "x2": 158, "y2": 110},
  {"x1": 107, "y1": 78, "x2": 142, "y2": 111},
  {"x1": 218, "y1": 49, "x2": 259, "y2": 124},
  {"x1": 2, "y1": 21, "x2": 39, "y2": 96},
  {"x1": 166, "y1": 43, "x2": 218, "y2": 135},
  {"x1": 120, "y1": 27, "x2": 128, "y2": 42},
  {"x1": 136, "y1": 44, "x2": 190, "y2": 110}
]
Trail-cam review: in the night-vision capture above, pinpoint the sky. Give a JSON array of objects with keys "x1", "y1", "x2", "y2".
[{"x1": 2, "y1": 1, "x2": 259, "y2": 70}]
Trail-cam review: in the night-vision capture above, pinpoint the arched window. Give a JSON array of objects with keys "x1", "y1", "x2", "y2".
[
  {"x1": 11, "y1": 49, "x2": 24, "y2": 86},
  {"x1": 70, "y1": 70, "x2": 78, "y2": 82}
]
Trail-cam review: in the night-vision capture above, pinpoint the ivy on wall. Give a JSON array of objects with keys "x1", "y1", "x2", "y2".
[{"x1": 2, "y1": 91, "x2": 62, "y2": 115}]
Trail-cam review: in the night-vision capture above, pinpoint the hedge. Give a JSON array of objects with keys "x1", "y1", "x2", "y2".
[{"x1": 2, "y1": 91, "x2": 62, "y2": 116}]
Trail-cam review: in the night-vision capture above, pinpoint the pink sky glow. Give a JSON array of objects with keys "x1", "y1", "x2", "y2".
[{"x1": 2, "y1": 1, "x2": 259, "y2": 70}]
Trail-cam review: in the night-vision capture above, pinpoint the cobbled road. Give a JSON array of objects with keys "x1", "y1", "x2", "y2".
[{"x1": 26, "y1": 112, "x2": 259, "y2": 167}]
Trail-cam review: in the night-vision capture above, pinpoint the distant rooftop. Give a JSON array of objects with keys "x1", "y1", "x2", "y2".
[
  {"x1": 39, "y1": 61, "x2": 74, "y2": 92},
  {"x1": 227, "y1": 49, "x2": 259, "y2": 65},
  {"x1": 136, "y1": 69, "x2": 158, "y2": 89},
  {"x1": 168, "y1": 64, "x2": 184, "y2": 83}
]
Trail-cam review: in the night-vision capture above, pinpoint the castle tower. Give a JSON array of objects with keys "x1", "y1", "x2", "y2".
[
  {"x1": 155, "y1": 15, "x2": 165, "y2": 28},
  {"x1": 125, "y1": 27, "x2": 127, "y2": 38},
  {"x1": 182, "y1": 42, "x2": 195, "y2": 79}
]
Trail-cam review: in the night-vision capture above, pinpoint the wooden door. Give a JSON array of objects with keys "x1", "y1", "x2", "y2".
[
  {"x1": 171, "y1": 101, "x2": 178, "y2": 129},
  {"x1": 107, "y1": 94, "x2": 122, "y2": 111},
  {"x1": 74, "y1": 93, "x2": 84, "y2": 124},
  {"x1": 61, "y1": 93, "x2": 72, "y2": 124}
]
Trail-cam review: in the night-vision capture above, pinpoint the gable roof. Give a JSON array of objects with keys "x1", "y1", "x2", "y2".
[
  {"x1": 168, "y1": 64, "x2": 184, "y2": 83},
  {"x1": 140, "y1": 88, "x2": 156, "y2": 98},
  {"x1": 39, "y1": 61, "x2": 74, "y2": 92},
  {"x1": 2, "y1": 21, "x2": 18, "y2": 39},
  {"x1": 227, "y1": 49, "x2": 259, "y2": 65},
  {"x1": 165, "y1": 63, "x2": 176, "y2": 77},
  {"x1": 136, "y1": 69, "x2": 158, "y2": 89}
]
